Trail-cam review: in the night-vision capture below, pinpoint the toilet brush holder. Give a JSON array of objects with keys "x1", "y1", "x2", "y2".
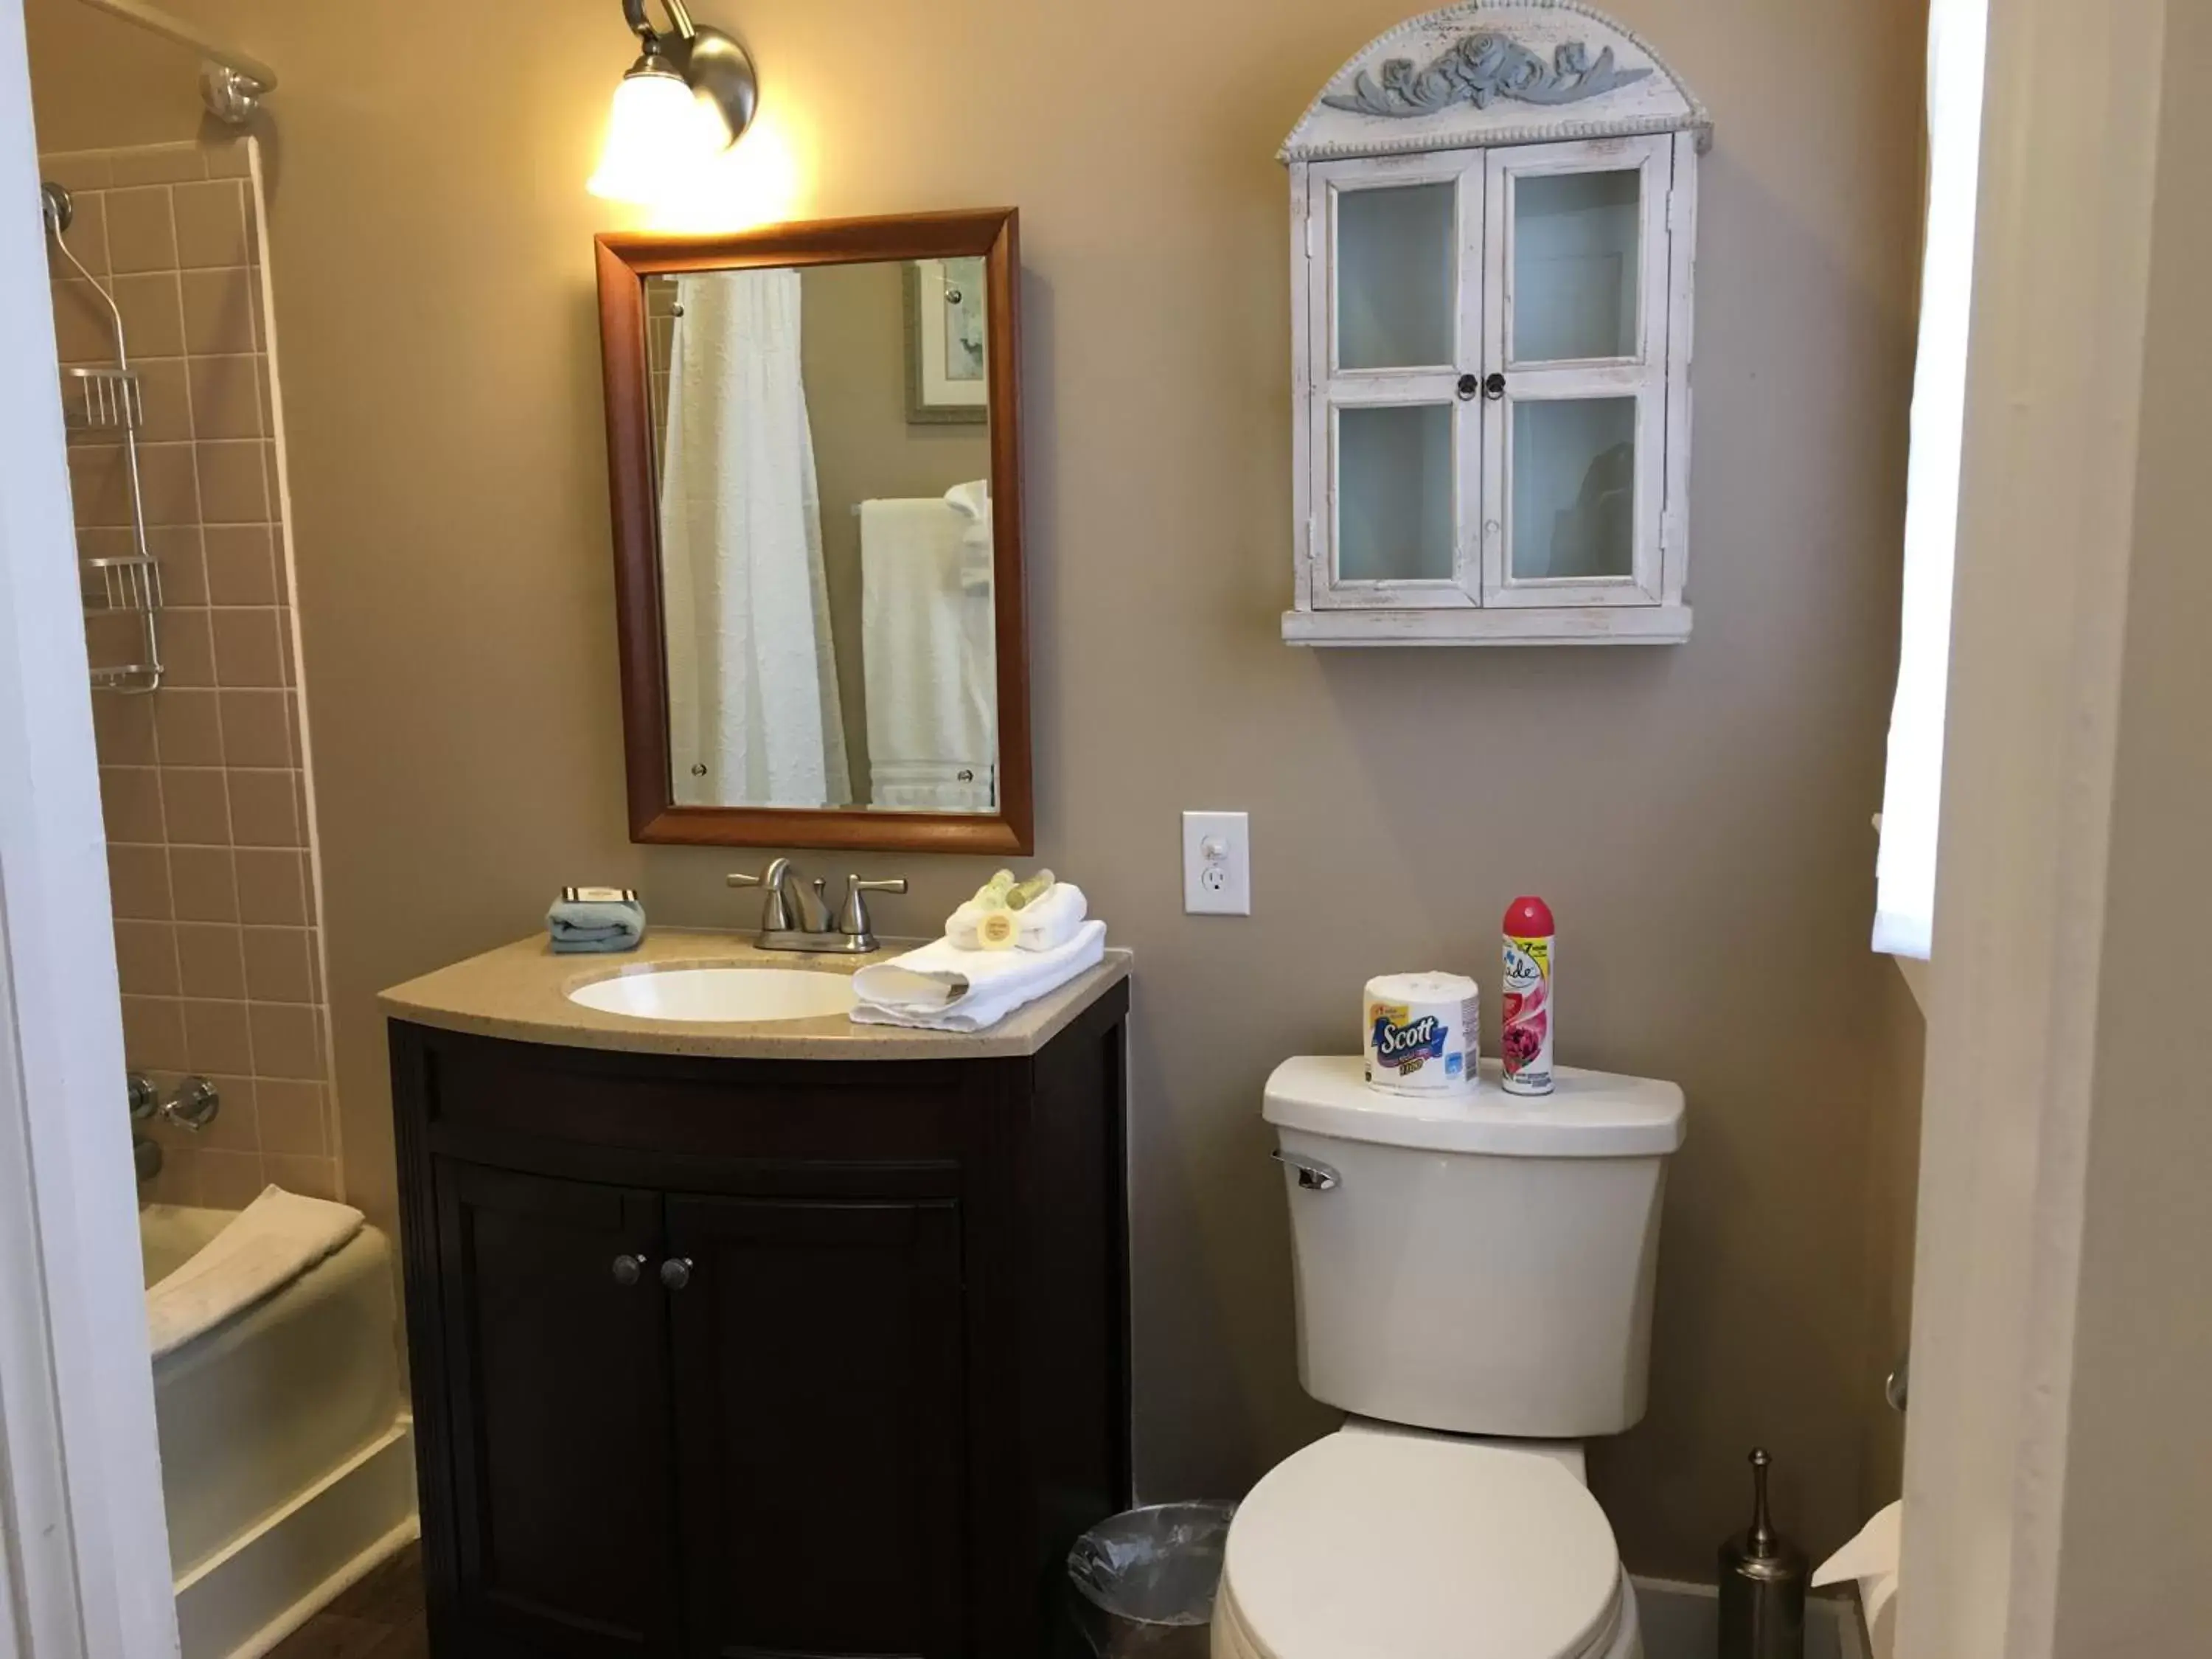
[{"x1": 1717, "y1": 1448, "x2": 1806, "y2": 1659}]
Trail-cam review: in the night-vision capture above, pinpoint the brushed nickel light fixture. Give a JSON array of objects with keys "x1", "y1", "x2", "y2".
[{"x1": 589, "y1": 0, "x2": 759, "y2": 202}]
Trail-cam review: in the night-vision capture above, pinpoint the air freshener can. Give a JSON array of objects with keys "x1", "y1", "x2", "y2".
[{"x1": 1500, "y1": 896, "x2": 1556, "y2": 1096}]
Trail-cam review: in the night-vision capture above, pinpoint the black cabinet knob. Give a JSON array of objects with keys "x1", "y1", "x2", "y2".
[
  {"x1": 1483, "y1": 372, "x2": 1507, "y2": 400},
  {"x1": 1456, "y1": 372, "x2": 1479, "y2": 400},
  {"x1": 611, "y1": 1254, "x2": 644, "y2": 1287},
  {"x1": 660, "y1": 1257, "x2": 693, "y2": 1291}
]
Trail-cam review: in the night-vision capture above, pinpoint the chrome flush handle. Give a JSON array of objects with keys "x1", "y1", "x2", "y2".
[{"x1": 1271, "y1": 1149, "x2": 1340, "y2": 1192}]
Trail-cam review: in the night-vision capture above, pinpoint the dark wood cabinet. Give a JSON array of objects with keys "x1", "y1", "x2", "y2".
[
  {"x1": 389, "y1": 978, "x2": 1130, "y2": 1659},
  {"x1": 667, "y1": 1196, "x2": 967, "y2": 1659},
  {"x1": 431, "y1": 1164, "x2": 678, "y2": 1658}
]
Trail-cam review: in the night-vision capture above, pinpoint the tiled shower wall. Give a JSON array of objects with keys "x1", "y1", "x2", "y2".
[{"x1": 44, "y1": 136, "x2": 340, "y2": 1208}]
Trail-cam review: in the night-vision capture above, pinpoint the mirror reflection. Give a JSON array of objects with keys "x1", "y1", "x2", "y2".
[{"x1": 647, "y1": 257, "x2": 996, "y2": 814}]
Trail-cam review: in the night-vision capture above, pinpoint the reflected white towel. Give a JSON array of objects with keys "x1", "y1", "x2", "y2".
[
  {"x1": 945, "y1": 478, "x2": 994, "y2": 597},
  {"x1": 860, "y1": 497, "x2": 995, "y2": 812},
  {"x1": 851, "y1": 921, "x2": 1106, "y2": 1032},
  {"x1": 147, "y1": 1185, "x2": 365, "y2": 1358}
]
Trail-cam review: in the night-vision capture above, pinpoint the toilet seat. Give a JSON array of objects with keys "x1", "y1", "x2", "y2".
[{"x1": 1217, "y1": 1432, "x2": 1628, "y2": 1659}]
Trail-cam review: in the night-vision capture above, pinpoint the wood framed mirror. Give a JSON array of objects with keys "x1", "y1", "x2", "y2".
[{"x1": 594, "y1": 209, "x2": 1030, "y2": 853}]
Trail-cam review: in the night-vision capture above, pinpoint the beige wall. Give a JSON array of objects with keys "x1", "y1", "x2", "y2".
[{"x1": 27, "y1": 0, "x2": 1927, "y2": 1575}]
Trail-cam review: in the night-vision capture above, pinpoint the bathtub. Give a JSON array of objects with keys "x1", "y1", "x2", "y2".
[{"x1": 140, "y1": 1205, "x2": 419, "y2": 1659}]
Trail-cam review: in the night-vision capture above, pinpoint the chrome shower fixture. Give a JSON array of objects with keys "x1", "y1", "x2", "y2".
[{"x1": 40, "y1": 180, "x2": 72, "y2": 237}]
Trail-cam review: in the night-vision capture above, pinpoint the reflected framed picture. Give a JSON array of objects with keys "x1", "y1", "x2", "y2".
[{"x1": 905, "y1": 257, "x2": 989, "y2": 424}]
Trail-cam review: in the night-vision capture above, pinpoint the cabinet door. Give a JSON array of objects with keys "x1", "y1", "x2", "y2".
[
  {"x1": 1307, "y1": 153, "x2": 1485, "y2": 609},
  {"x1": 434, "y1": 1161, "x2": 679, "y2": 1658},
  {"x1": 1481, "y1": 136, "x2": 1672, "y2": 607},
  {"x1": 665, "y1": 1195, "x2": 967, "y2": 1659}
]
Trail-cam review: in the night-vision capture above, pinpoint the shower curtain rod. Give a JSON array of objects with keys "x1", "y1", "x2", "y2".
[{"x1": 70, "y1": 0, "x2": 278, "y2": 118}]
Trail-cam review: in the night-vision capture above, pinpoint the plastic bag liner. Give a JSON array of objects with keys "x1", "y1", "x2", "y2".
[{"x1": 1068, "y1": 1501, "x2": 1238, "y2": 1659}]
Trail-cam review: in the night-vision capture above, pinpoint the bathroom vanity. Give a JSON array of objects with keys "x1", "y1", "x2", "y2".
[{"x1": 381, "y1": 934, "x2": 1132, "y2": 1659}]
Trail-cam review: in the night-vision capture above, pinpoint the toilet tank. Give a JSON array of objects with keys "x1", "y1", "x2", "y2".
[{"x1": 1265, "y1": 1056, "x2": 1685, "y2": 1439}]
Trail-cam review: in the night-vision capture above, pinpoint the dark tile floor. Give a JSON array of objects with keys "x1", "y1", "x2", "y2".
[{"x1": 265, "y1": 1542, "x2": 427, "y2": 1659}]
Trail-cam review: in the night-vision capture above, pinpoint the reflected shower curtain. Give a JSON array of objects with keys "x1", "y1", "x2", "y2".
[{"x1": 661, "y1": 268, "x2": 851, "y2": 807}]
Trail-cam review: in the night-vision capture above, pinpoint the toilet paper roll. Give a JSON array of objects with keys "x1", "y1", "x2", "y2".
[{"x1": 1363, "y1": 973, "x2": 1480, "y2": 1097}]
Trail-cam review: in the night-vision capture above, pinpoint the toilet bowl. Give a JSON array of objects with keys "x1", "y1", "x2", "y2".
[
  {"x1": 1228, "y1": 1057, "x2": 1684, "y2": 1659},
  {"x1": 1214, "y1": 1427, "x2": 1639, "y2": 1659}
]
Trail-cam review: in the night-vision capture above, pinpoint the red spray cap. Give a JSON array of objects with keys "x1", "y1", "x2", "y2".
[{"x1": 1503, "y1": 895, "x2": 1555, "y2": 936}]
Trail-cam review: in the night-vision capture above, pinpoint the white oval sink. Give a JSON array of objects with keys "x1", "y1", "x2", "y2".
[{"x1": 566, "y1": 965, "x2": 857, "y2": 1023}]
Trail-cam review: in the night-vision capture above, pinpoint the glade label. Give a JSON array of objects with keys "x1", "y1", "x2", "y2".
[
  {"x1": 1368, "y1": 1001, "x2": 1446, "y2": 1075},
  {"x1": 1501, "y1": 936, "x2": 1551, "y2": 1074},
  {"x1": 1502, "y1": 936, "x2": 1550, "y2": 994}
]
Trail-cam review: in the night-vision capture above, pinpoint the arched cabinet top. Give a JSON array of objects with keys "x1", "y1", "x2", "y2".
[{"x1": 1280, "y1": 0, "x2": 1710, "y2": 164}]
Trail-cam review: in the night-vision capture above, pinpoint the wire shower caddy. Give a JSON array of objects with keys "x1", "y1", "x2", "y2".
[{"x1": 44, "y1": 181, "x2": 164, "y2": 693}]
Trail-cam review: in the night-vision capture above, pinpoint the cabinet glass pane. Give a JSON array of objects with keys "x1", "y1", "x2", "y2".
[
  {"x1": 1512, "y1": 169, "x2": 1641, "y2": 362},
  {"x1": 1338, "y1": 403, "x2": 1455, "y2": 582},
  {"x1": 1336, "y1": 183, "x2": 1455, "y2": 370},
  {"x1": 1511, "y1": 397, "x2": 1635, "y2": 580}
]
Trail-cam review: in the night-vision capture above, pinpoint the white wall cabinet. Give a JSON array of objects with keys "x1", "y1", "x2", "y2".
[{"x1": 1281, "y1": 2, "x2": 1708, "y2": 646}]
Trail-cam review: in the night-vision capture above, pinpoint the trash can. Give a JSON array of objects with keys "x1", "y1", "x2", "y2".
[{"x1": 1067, "y1": 1501, "x2": 1237, "y2": 1659}]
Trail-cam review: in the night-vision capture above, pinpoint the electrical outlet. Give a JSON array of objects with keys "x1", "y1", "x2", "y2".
[{"x1": 1183, "y1": 811, "x2": 1251, "y2": 916}]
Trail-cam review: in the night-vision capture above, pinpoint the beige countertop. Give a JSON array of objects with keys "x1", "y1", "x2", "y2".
[{"x1": 379, "y1": 930, "x2": 1132, "y2": 1062}]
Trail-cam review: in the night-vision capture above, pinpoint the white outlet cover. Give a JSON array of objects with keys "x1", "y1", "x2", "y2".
[{"x1": 1183, "y1": 810, "x2": 1251, "y2": 916}]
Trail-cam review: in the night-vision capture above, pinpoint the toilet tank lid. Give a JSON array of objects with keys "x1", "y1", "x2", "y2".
[{"x1": 1265, "y1": 1057, "x2": 1685, "y2": 1156}]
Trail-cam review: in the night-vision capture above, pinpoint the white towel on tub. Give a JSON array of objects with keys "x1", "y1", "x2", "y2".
[{"x1": 147, "y1": 1185, "x2": 365, "y2": 1358}]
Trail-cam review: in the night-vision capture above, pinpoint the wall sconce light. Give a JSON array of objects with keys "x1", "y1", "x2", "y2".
[{"x1": 588, "y1": 0, "x2": 759, "y2": 202}]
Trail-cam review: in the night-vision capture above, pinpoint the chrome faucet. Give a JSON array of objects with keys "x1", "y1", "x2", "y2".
[{"x1": 728, "y1": 859, "x2": 907, "y2": 953}]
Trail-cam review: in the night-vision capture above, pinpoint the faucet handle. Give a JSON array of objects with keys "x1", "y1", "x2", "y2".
[
  {"x1": 838, "y1": 875, "x2": 908, "y2": 945},
  {"x1": 726, "y1": 863, "x2": 796, "y2": 932}
]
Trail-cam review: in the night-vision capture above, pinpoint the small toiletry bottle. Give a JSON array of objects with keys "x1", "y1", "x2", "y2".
[
  {"x1": 1005, "y1": 869, "x2": 1057, "y2": 911},
  {"x1": 1500, "y1": 896, "x2": 1555, "y2": 1096}
]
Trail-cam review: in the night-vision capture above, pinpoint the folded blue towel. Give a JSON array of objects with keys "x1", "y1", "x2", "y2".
[{"x1": 547, "y1": 888, "x2": 645, "y2": 954}]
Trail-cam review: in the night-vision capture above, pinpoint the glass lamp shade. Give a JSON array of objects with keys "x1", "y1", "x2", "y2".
[{"x1": 588, "y1": 67, "x2": 723, "y2": 202}]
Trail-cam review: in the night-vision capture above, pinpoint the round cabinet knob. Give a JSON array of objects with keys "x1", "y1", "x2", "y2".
[
  {"x1": 1456, "y1": 372, "x2": 1480, "y2": 400},
  {"x1": 659, "y1": 1256, "x2": 693, "y2": 1291},
  {"x1": 611, "y1": 1254, "x2": 644, "y2": 1287},
  {"x1": 1482, "y1": 372, "x2": 1507, "y2": 401}
]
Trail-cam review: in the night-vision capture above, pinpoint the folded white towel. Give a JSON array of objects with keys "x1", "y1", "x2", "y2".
[
  {"x1": 147, "y1": 1185, "x2": 365, "y2": 1358},
  {"x1": 1015, "y1": 881, "x2": 1088, "y2": 951},
  {"x1": 852, "y1": 920, "x2": 1107, "y2": 1032},
  {"x1": 943, "y1": 883, "x2": 1090, "y2": 953},
  {"x1": 945, "y1": 900, "x2": 988, "y2": 950}
]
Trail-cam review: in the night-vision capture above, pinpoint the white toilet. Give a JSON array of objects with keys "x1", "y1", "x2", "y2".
[{"x1": 1214, "y1": 1054, "x2": 1686, "y2": 1659}]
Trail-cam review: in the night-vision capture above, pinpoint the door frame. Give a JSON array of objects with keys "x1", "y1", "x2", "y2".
[
  {"x1": 0, "y1": 6, "x2": 179, "y2": 1657},
  {"x1": 1897, "y1": 0, "x2": 2174, "y2": 1655}
]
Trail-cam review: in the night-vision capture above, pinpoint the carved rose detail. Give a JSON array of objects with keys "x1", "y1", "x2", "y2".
[{"x1": 1322, "y1": 32, "x2": 1651, "y2": 118}]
